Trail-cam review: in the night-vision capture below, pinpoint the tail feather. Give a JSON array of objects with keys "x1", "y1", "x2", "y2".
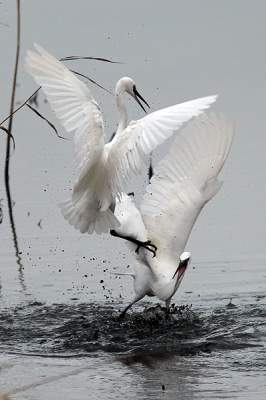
[{"x1": 59, "y1": 199, "x2": 120, "y2": 234}]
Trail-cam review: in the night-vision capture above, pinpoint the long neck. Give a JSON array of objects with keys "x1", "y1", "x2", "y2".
[{"x1": 116, "y1": 89, "x2": 127, "y2": 134}]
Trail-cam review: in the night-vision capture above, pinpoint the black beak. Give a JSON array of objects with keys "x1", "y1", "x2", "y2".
[
  {"x1": 133, "y1": 85, "x2": 150, "y2": 114},
  {"x1": 172, "y1": 258, "x2": 189, "y2": 281}
]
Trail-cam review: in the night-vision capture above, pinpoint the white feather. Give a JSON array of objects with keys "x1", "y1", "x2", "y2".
[
  {"x1": 25, "y1": 43, "x2": 217, "y2": 234},
  {"x1": 113, "y1": 112, "x2": 235, "y2": 313}
]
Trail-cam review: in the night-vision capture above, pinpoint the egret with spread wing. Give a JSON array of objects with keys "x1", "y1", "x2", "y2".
[
  {"x1": 113, "y1": 112, "x2": 234, "y2": 317},
  {"x1": 25, "y1": 43, "x2": 217, "y2": 235}
]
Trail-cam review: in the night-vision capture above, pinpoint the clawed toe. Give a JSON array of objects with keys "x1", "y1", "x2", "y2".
[
  {"x1": 145, "y1": 240, "x2": 157, "y2": 257},
  {"x1": 135, "y1": 240, "x2": 157, "y2": 257}
]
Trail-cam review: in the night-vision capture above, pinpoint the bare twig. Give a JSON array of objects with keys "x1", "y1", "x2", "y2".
[
  {"x1": 28, "y1": 90, "x2": 39, "y2": 108},
  {"x1": 1, "y1": 52, "x2": 117, "y2": 127},
  {"x1": 0, "y1": 126, "x2": 15, "y2": 154},
  {"x1": 26, "y1": 104, "x2": 67, "y2": 139},
  {"x1": 0, "y1": 88, "x2": 40, "y2": 125},
  {"x1": 4, "y1": 0, "x2": 23, "y2": 273},
  {"x1": 70, "y1": 70, "x2": 113, "y2": 95},
  {"x1": 60, "y1": 55, "x2": 122, "y2": 63},
  {"x1": 1, "y1": 46, "x2": 120, "y2": 151}
]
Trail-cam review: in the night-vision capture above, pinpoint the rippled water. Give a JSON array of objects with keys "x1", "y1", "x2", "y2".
[
  {"x1": 1, "y1": 300, "x2": 266, "y2": 356},
  {"x1": 1, "y1": 297, "x2": 266, "y2": 399}
]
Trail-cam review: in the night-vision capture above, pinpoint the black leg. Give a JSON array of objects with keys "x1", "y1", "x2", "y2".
[
  {"x1": 118, "y1": 303, "x2": 133, "y2": 319},
  {"x1": 117, "y1": 291, "x2": 147, "y2": 319},
  {"x1": 110, "y1": 230, "x2": 157, "y2": 257}
]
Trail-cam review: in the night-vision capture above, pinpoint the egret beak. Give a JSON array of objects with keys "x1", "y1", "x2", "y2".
[
  {"x1": 133, "y1": 85, "x2": 150, "y2": 113},
  {"x1": 172, "y1": 257, "x2": 190, "y2": 282}
]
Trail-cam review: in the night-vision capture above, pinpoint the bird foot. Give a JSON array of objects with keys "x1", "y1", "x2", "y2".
[
  {"x1": 135, "y1": 240, "x2": 157, "y2": 258},
  {"x1": 110, "y1": 230, "x2": 157, "y2": 257},
  {"x1": 117, "y1": 311, "x2": 127, "y2": 320}
]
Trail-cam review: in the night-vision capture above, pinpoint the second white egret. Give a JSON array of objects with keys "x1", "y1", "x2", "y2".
[{"x1": 112, "y1": 112, "x2": 235, "y2": 316}]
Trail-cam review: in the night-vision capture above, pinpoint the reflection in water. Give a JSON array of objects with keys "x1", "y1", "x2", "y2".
[
  {"x1": 3, "y1": 196, "x2": 26, "y2": 291},
  {"x1": 6, "y1": 201, "x2": 23, "y2": 272},
  {"x1": 116, "y1": 352, "x2": 173, "y2": 369},
  {"x1": 132, "y1": 356, "x2": 199, "y2": 400}
]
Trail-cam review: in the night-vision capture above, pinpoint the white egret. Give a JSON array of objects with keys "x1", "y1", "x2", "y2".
[
  {"x1": 25, "y1": 43, "x2": 217, "y2": 235},
  {"x1": 112, "y1": 112, "x2": 235, "y2": 316}
]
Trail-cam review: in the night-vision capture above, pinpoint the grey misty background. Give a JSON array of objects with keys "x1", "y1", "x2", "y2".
[{"x1": 0, "y1": 1, "x2": 265, "y2": 304}]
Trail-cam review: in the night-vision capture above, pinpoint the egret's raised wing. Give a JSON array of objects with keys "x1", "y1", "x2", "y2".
[
  {"x1": 25, "y1": 43, "x2": 105, "y2": 171},
  {"x1": 107, "y1": 95, "x2": 217, "y2": 197},
  {"x1": 140, "y1": 112, "x2": 234, "y2": 265}
]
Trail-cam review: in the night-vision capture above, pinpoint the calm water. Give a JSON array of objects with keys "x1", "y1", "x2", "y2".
[{"x1": 1, "y1": 1, "x2": 266, "y2": 399}]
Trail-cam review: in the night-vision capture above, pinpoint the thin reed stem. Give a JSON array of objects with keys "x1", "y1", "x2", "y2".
[{"x1": 4, "y1": 0, "x2": 23, "y2": 272}]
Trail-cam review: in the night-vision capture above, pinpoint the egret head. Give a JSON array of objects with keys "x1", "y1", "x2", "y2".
[
  {"x1": 116, "y1": 77, "x2": 150, "y2": 113},
  {"x1": 172, "y1": 251, "x2": 191, "y2": 290}
]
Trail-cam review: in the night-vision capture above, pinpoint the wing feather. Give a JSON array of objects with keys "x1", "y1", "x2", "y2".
[
  {"x1": 25, "y1": 43, "x2": 105, "y2": 170},
  {"x1": 107, "y1": 95, "x2": 218, "y2": 197},
  {"x1": 140, "y1": 112, "x2": 235, "y2": 263}
]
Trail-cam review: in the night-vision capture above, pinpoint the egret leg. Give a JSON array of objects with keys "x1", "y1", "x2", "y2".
[
  {"x1": 165, "y1": 299, "x2": 171, "y2": 314},
  {"x1": 110, "y1": 230, "x2": 157, "y2": 257},
  {"x1": 118, "y1": 302, "x2": 135, "y2": 319},
  {"x1": 118, "y1": 292, "x2": 146, "y2": 319}
]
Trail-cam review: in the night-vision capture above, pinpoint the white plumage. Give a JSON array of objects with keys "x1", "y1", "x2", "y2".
[
  {"x1": 113, "y1": 112, "x2": 235, "y2": 315},
  {"x1": 25, "y1": 43, "x2": 217, "y2": 234}
]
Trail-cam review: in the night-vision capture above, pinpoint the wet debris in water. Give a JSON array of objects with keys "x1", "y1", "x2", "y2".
[
  {"x1": 226, "y1": 298, "x2": 237, "y2": 309},
  {"x1": 51, "y1": 303, "x2": 203, "y2": 354},
  {"x1": 1, "y1": 301, "x2": 265, "y2": 357}
]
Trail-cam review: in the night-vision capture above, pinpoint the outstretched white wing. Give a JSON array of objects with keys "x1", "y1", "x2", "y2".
[
  {"x1": 106, "y1": 95, "x2": 218, "y2": 197},
  {"x1": 24, "y1": 43, "x2": 105, "y2": 171},
  {"x1": 141, "y1": 112, "x2": 235, "y2": 264}
]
